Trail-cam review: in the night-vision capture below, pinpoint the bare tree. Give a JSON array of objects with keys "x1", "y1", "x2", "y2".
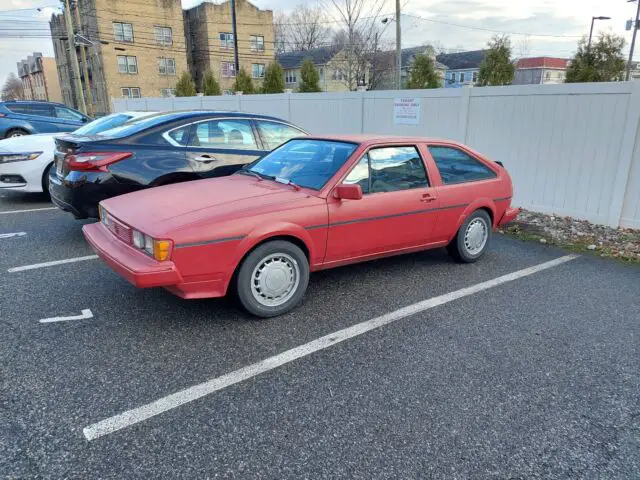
[
  {"x1": 275, "y1": 5, "x2": 331, "y2": 53},
  {"x1": 1, "y1": 73, "x2": 24, "y2": 101},
  {"x1": 516, "y1": 35, "x2": 531, "y2": 60},
  {"x1": 324, "y1": 0, "x2": 386, "y2": 90}
]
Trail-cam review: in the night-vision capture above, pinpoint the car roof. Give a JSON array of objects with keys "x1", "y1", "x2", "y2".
[
  {"x1": 302, "y1": 134, "x2": 464, "y2": 147},
  {"x1": 142, "y1": 110, "x2": 296, "y2": 123},
  {"x1": 0, "y1": 100, "x2": 69, "y2": 108}
]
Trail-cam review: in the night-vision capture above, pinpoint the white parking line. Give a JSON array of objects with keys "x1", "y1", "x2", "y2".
[
  {"x1": 8, "y1": 255, "x2": 98, "y2": 273},
  {"x1": 82, "y1": 254, "x2": 579, "y2": 441},
  {"x1": 0, "y1": 232, "x2": 26, "y2": 239},
  {"x1": 40, "y1": 309, "x2": 93, "y2": 324},
  {"x1": 0, "y1": 207, "x2": 57, "y2": 215}
]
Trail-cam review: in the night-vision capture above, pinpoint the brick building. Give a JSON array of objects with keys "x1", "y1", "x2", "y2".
[
  {"x1": 16, "y1": 53, "x2": 63, "y2": 102},
  {"x1": 184, "y1": 0, "x2": 274, "y2": 93},
  {"x1": 50, "y1": 0, "x2": 189, "y2": 115},
  {"x1": 513, "y1": 57, "x2": 569, "y2": 85}
]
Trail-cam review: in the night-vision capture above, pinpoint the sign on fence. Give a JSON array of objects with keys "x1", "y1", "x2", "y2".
[{"x1": 393, "y1": 97, "x2": 421, "y2": 125}]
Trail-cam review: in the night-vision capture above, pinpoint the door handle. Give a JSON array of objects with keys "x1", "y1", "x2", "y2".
[
  {"x1": 420, "y1": 193, "x2": 437, "y2": 203},
  {"x1": 193, "y1": 154, "x2": 217, "y2": 162}
]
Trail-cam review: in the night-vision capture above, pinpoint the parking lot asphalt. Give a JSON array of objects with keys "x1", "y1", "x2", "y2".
[{"x1": 1, "y1": 190, "x2": 639, "y2": 479}]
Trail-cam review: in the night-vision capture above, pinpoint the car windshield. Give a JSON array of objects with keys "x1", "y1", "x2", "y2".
[
  {"x1": 244, "y1": 139, "x2": 358, "y2": 190},
  {"x1": 96, "y1": 112, "x2": 178, "y2": 138},
  {"x1": 73, "y1": 113, "x2": 139, "y2": 135}
]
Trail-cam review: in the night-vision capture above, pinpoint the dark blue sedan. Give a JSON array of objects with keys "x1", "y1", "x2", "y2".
[
  {"x1": 49, "y1": 111, "x2": 308, "y2": 218},
  {"x1": 0, "y1": 101, "x2": 90, "y2": 138}
]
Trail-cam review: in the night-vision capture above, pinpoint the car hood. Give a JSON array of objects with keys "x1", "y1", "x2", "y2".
[
  {"x1": 0, "y1": 133, "x2": 55, "y2": 153},
  {"x1": 101, "y1": 174, "x2": 317, "y2": 236}
]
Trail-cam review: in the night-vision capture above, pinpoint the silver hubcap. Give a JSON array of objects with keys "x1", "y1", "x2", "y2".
[
  {"x1": 9, "y1": 132, "x2": 24, "y2": 137},
  {"x1": 250, "y1": 253, "x2": 300, "y2": 307},
  {"x1": 464, "y1": 217, "x2": 488, "y2": 255}
]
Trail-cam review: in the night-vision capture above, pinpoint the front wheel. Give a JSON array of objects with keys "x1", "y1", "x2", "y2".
[
  {"x1": 447, "y1": 210, "x2": 492, "y2": 263},
  {"x1": 236, "y1": 240, "x2": 310, "y2": 318}
]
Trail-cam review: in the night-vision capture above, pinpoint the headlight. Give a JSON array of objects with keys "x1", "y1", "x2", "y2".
[
  {"x1": 132, "y1": 230, "x2": 145, "y2": 249},
  {"x1": 99, "y1": 205, "x2": 109, "y2": 226},
  {"x1": 0, "y1": 152, "x2": 43, "y2": 163},
  {"x1": 144, "y1": 234, "x2": 153, "y2": 255}
]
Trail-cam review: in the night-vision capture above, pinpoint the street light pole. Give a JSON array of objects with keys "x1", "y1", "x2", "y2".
[
  {"x1": 588, "y1": 16, "x2": 611, "y2": 52},
  {"x1": 627, "y1": 0, "x2": 640, "y2": 80},
  {"x1": 395, "y1": 0, "x2": 401, "y2": 89}
]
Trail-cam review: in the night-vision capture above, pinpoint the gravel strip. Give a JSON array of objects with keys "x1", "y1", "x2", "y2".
[{"x1": 499, "y1": 209, "x2": 640, "y2": 263}]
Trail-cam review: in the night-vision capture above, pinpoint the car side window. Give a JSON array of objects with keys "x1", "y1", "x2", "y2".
[
  {"x1": 189, "y1": 119, "x2": 258, "y2": 150},
  {"x1": 428, "y1": 146, "x2": 496, "y2": 185},
  {"x1": 29, "y1": 104, "x2": 55, "y2": 117},
  {"x1": 369, "y1": 146, "x2": 428, "y2": 193},
  {"x1": 4, "y1": 103, "x2": 29, "y2": 114},
  {"x1": 55, "y1": 106, "x2": 84, "y2": 121},
  {"x1": 343, "y1": 154, "x2": 370, "y2": 194},
  {"x1": 166, "y1": 126, "x2": 189, "y2": 146},
  {"x1": 256, "y1": 120, "x2": 306, "y2": 150}
]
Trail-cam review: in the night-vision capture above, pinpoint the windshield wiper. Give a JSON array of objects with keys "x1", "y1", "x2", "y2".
[
  {"x1": 274, "y1": 176, "x2": 301, "y2": 191},
  {"x1": 237, "y1": 169, "x2": 264, "y2": 181}
]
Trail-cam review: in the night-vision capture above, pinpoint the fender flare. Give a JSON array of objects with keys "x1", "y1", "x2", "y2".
[
  {"x1": 231, "y1": 221, "x2": 315, "y2": 268},
  {"x1": 451, "y1": 199, "x2": 497, "y2": 239}
]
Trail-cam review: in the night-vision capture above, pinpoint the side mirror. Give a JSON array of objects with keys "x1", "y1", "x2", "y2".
[{"x1": 334, "y1": 183, "x2": 363, "y2": 200}]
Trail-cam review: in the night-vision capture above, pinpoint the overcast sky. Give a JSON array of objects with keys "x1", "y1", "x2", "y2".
[{"x1": 1, "y1": 0, "x2": 639, "y2": 92}]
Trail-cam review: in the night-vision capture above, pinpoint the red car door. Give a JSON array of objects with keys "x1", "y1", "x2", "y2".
[{"x1": 324, "y1": 145, "x2": 440, "y2": 264}]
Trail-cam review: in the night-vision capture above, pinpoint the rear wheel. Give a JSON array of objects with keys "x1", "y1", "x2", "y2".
[
  {"x1": 447, "y1": 209, "x2": 492, "y2": 263},
  {"x1": 6, "y1": 128, "x2": 28, "y2": 138},
  {"x1": 236, "y1": 240, "x2": 309, "y2": 318}
]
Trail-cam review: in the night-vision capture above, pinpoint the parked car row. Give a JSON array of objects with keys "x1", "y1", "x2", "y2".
[{"x1": 1, "y1": 104, "x2": 519, "y2": 318}]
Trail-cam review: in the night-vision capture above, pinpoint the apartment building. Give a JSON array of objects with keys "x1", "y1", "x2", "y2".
[
  {"x1": 16, "y1": 53, "x2": 63, "y2": 102},
  {"x1": 184, "y1": 0, "x2": 274, "y2": 92},
  {"x1": 50, "y1": 0, "x2": 189, "y2": 115},
  {"x1": 513, "y1": 57, "x2": 569, "y2": 85}
]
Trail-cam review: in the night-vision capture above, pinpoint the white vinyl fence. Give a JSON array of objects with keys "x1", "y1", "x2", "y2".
[{"x1": 114, "y1": 82, "x2": 640, "y2": 229}]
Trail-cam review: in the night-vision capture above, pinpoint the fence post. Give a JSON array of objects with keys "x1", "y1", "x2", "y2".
[
  {"x1": 458, "y1": 87, "x2": 472, "y2": 143},
  {"x1": 607, "y1": 81, "x2": 640, "y2": 228}
]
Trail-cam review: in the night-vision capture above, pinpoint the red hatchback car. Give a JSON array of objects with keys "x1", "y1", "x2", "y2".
[{"x1": 83, "y1": 135, "x2": 519, "y2": 317}]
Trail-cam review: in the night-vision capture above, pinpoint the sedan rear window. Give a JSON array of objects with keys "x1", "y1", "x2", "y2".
[
  {"x1": 246, "y1": 139, "x2": 357, "y2": 190},
  {"x1": 98, "y1": 112, "x2": 178, "y2": 138},
  {"x1": 73, "y1": 113, "x2": 136, "y2": 135}
]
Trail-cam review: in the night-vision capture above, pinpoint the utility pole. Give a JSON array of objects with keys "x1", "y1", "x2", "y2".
[
  {"x1": 62, "y1": 0, "x2": 86, "y2": 114},
  {"x1": 230, "y1": 0, "x2": 240, "y2": 78},
  {"x1": 72, "y1": 0, "x2": 93, "y2": 116},
  {"x1": 627, "y1": 0, "x2": 640, "y2": 81},
  {"x1": 395, "y1": 0, "x2": 402, "y2": 89}
]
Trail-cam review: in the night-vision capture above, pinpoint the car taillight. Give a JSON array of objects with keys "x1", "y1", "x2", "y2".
[
  {"x1": 65, "y1": 152, "x2": 132, "y2": 172},
  {"x1": 0, "y1": 113, "x2": 5, "y2": 118}
]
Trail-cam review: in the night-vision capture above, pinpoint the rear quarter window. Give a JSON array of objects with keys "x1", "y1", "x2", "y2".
[{"x1": 428, "y1": 146, "x2": 496, "y2": 185}]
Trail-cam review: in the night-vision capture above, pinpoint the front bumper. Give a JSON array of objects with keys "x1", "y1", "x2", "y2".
[
  {"x1": 0, "y1": 157, "x2": 51, "y2": 192},
  {"x1": 83, "y1": 222, "x2": 183, "y2": 288}
]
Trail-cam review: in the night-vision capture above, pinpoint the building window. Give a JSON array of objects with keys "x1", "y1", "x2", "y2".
[
  {"x1": 220, "y1": 32, "x2": 234, "y2": 49},
  {"x1": 319, "y1": 67, "x2": 324, "y2": 82},
  {"x1": 460, "y1": 72, "x2": 466, "y2": 83},
  {"x1": 221, "y1": 61, "x2": 236, "y2": 77},
  {"x1": 545, "y1": 71, "x2": 551, "y2": 81},
  {"x1": 285, "y1": 70, "x2": 297, "y2": 83},
  {"x1": 451, "y1": 72, "x2": 456, "y2": 83},
  {"x1": 472, "y1": 71, "x2": 478, "y2": 83},
  {"x1": 154, "y1": 26, "x2": 172, "y2": 46},
  {"x1": 331, "y1": 68, "x2": 345, "y2": 81},
  {"x1": 113, "y1": 22, "x2": 133, "y2": 42},
  {"x1": 250, "y1": 35, "x2": 265, "y2": 52},
  {"x1": 121, "y1": 87, "x2": 141, "y2": 98},
  {"x1": 117, "y1": 56, "x2": 138, "y2": 74},
  {"x1": 160, "y1": 88, "x2": 176, "y2": 97},
  {"x1": 158, "y1": 57, "x2": 176, "y2": 76},
  {"x1": 251, "y1": 63, "x2": 265, "y2": 78}
]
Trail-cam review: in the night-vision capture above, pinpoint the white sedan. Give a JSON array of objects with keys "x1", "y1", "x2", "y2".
[{"x1": 0, "y1": 111, "x2": 154, "y2": 194}]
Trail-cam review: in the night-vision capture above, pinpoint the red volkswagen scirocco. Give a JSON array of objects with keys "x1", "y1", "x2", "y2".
[{"x1": 83, "y1": 135, "x2": 519, "y2": 317}]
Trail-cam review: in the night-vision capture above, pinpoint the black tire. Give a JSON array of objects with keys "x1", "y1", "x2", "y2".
[
  {"x1": 236, "y1": 240, "x2": 309, "y2": 318},
  {"x1": 41, "y1": 163, "x2": 53, "y2": 198},
  {"x1": 5, "y1": 128, "x2": 29, "y2": 138},
  {"x1": 447, "y1": 209, "x2": 492, "y2": 263}
]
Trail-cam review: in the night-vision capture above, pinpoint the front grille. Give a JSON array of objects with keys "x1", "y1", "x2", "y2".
[{"x1": 106, "y1": 215, "x2": 132, "y2": 245}]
